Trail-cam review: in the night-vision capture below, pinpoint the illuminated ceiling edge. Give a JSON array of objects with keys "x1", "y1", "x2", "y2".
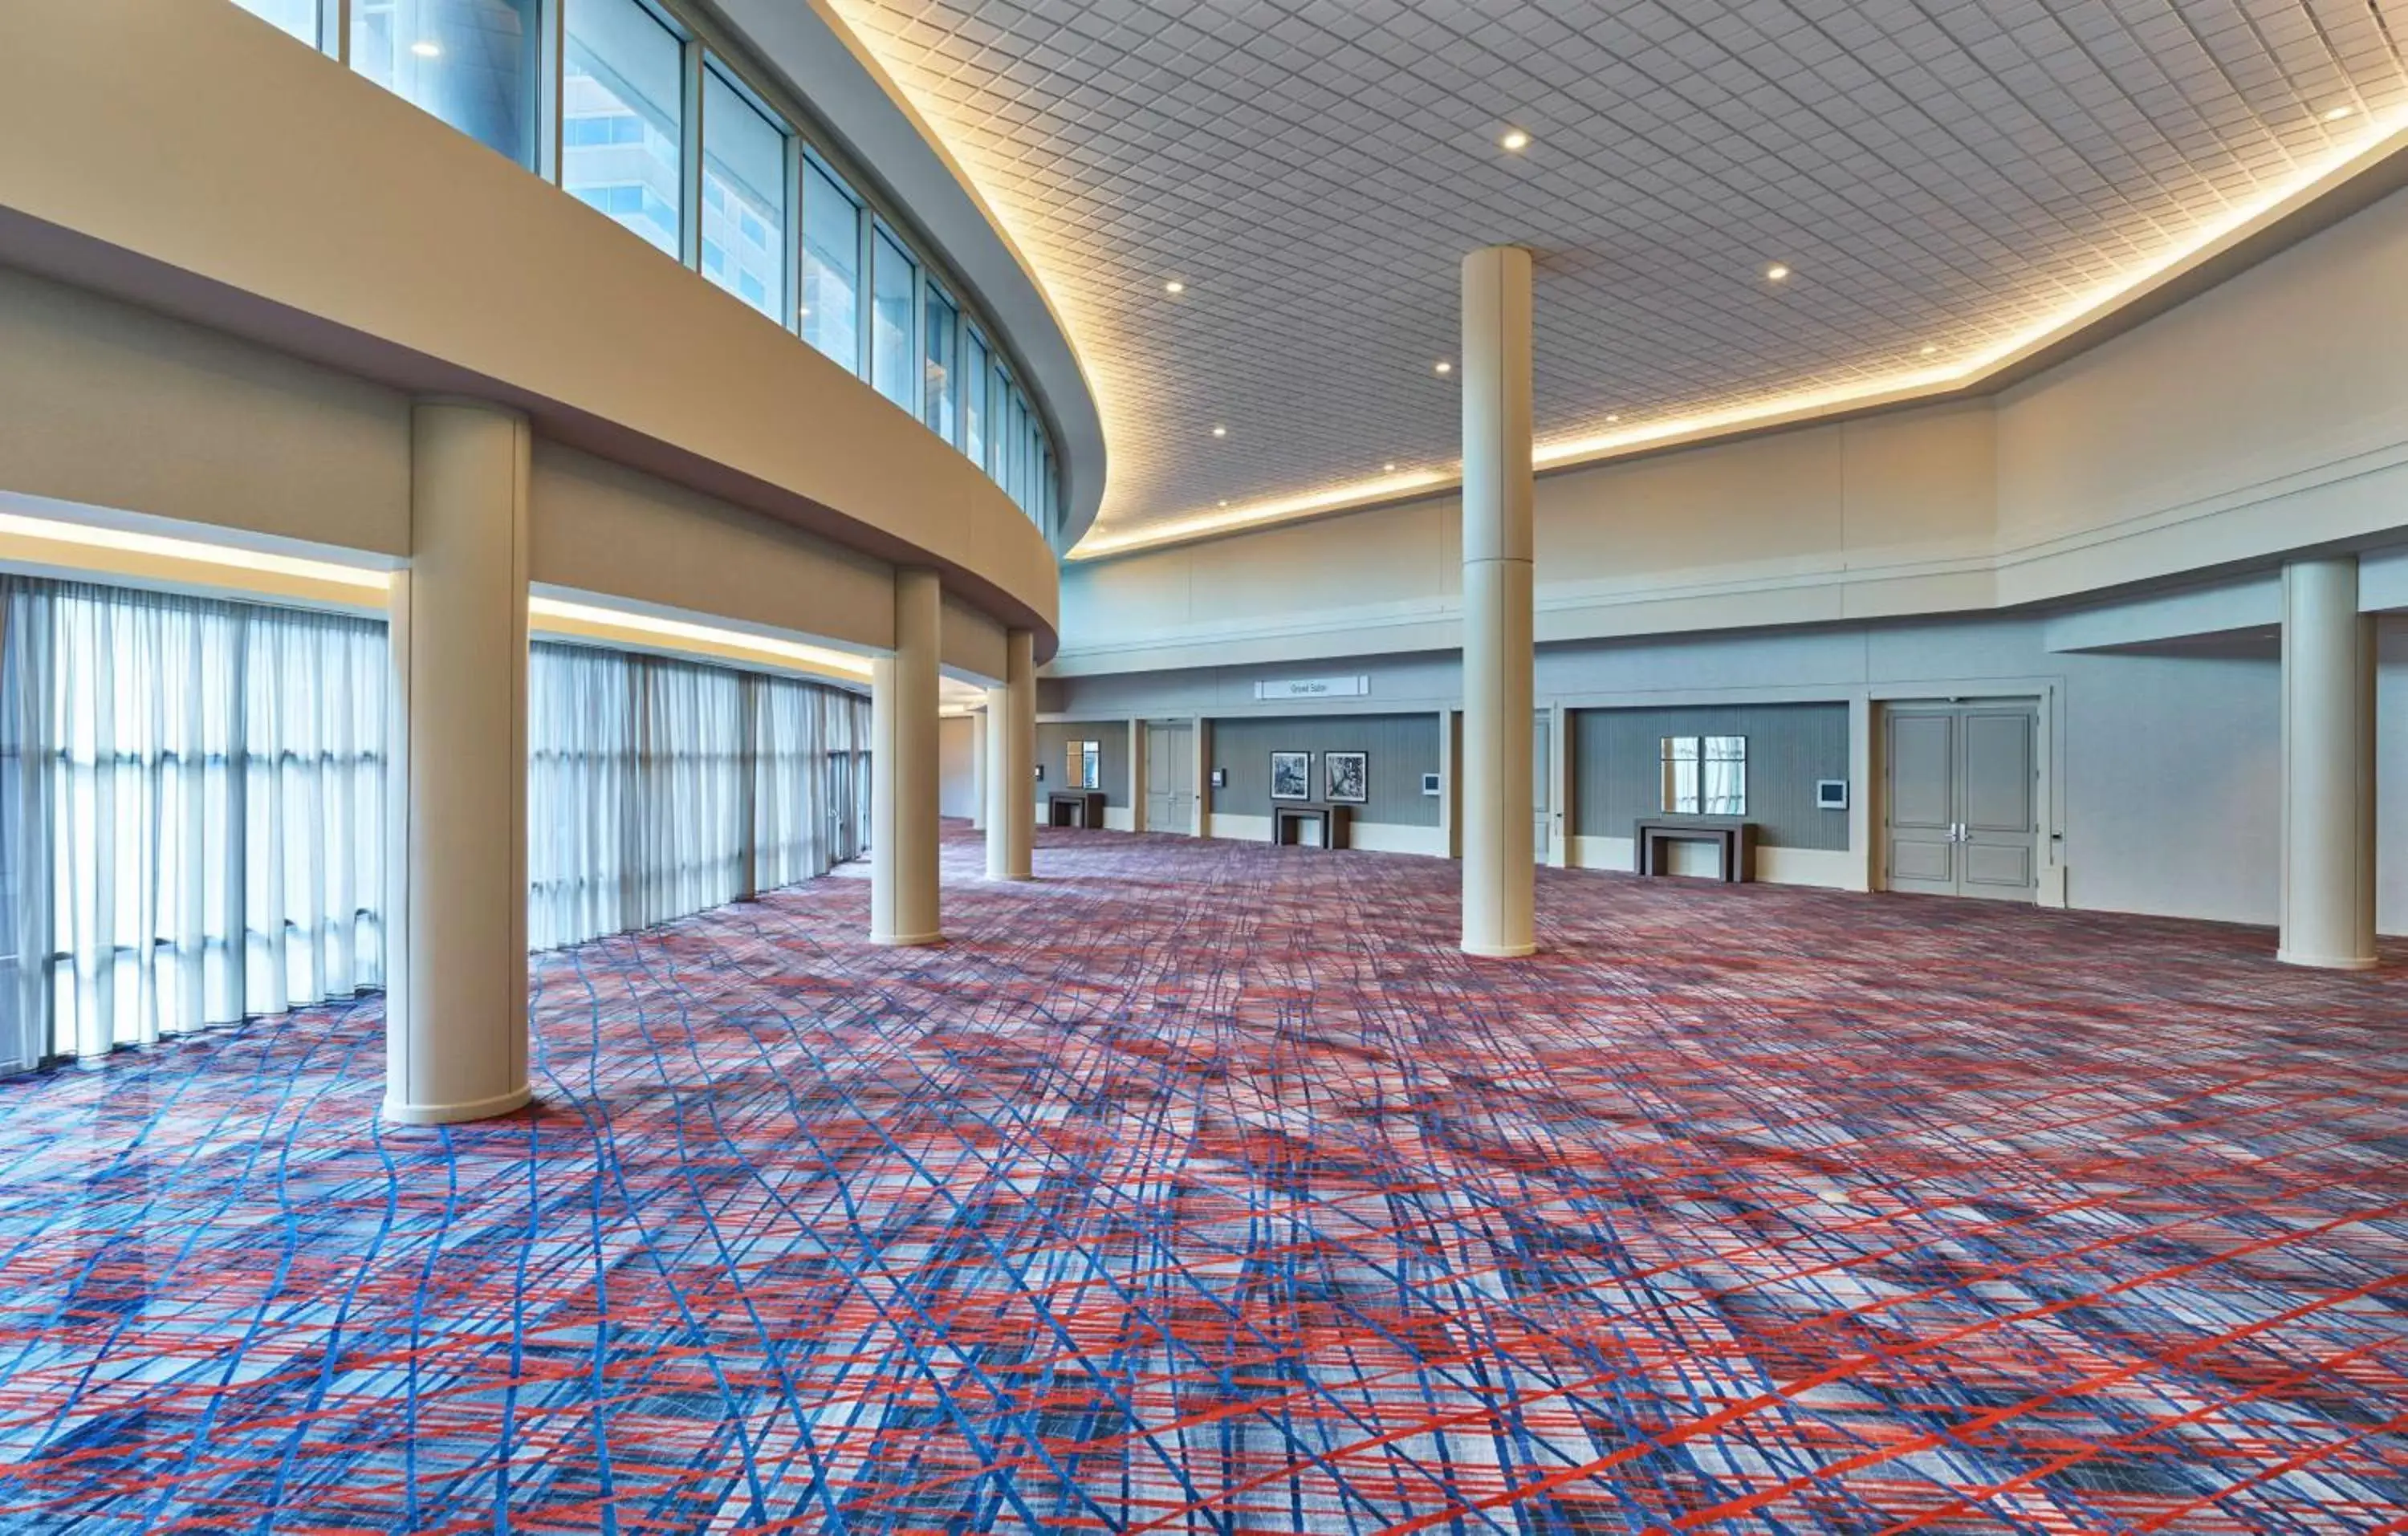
[{"x1": 1066, "y1": 111, "x2": 2408, "y2": 565}]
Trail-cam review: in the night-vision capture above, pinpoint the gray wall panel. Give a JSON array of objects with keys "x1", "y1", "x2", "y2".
[
  {"x1": 1036, "y1": 720, "x2": 1131, "y2": 806},
  {"x1": 1210, "y1": 713, "x2": 1442, "y2": 825},
  {"x1": 1573, "y1": 702, "x2": 1849, "y2": 849}
]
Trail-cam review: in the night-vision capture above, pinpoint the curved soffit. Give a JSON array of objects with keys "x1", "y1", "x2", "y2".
[
  {"x1": 811, "y1": 0, "x2": 2408, "y2": 561},
  {"x1": 706, "y1": 0, "x2": 1109, "y2": 550}
]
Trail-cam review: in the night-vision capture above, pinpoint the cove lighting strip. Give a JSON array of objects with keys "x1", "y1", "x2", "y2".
[
  {"x1": 527, "y1": 596, "x2": 875, "y2": 681},
  {"x1": 0, "y1": 512, "x2": 392, "y2": 590},
  {"x1": 0, "y1": 515, "x2": 876, "y2": 679},
  {"x1": 1066, "y1": 108, "x2": 2408, "y2": 563}
]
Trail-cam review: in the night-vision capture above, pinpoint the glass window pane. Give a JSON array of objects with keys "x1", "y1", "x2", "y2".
[
  {"x1": 701, "y1": 67, "x2": 785, "y2": 321},
  {"x1": 562, "y1": 0, "x2": 683, "y2": 259},
  {"x1": 352, "y1": 0, "x2": 538, "y2": 165},
  {"x1": 1006, "y1": 389, "x2": 1028, "y2": 506},
  {"x1": 870, "y1": 230, "x2": 916, "y2": 410},
  {"x1": 924, "y1": 288, "x2": 959, "y2": 441},
  {"x1": 962, "y1": 331, "x2": 988, "y2": 465},
  {"x1": 232, "y1": 0, "x2": 319, "y2": 44},
  {"x1": 800, "y1": 161, "x2": 861, "y2": 370}
]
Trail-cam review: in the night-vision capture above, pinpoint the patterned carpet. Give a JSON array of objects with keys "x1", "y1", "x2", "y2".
[{"x1": 0, "y1": 826, "x2": 2402, "y2": 1534}]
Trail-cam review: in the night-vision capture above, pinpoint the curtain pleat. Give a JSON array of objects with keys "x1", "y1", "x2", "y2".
[{"x1": 0, "y1": 576, "x2": 385, "y2": 1065}]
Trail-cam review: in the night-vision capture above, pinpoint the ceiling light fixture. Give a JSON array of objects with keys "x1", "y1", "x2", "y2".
[
  {"x1": 1499, "y1": 128, "x2": 1531, "y2": 151},
  {"x1": 1920, "y1": 343, "x2": 1938, "y2": 356},
  {"x1": 1163, "y1": 278, "x2": 1186, "y2": 295},
  {"x1": 1210, "y1": 425, "x2": 1227, "y2": 437},
  {"x1": 1764, "y1": 262, "x2": 1791, "y2": 282},
  {"x1": 1383, "y1": 461, "x2": 1397, "y2": 472},
  {"x1": 2325, "y1": 105, "x2": 2355, "y2": 122},
  {"x1": 1434, "y1": 360, "x2": 1453, "y2": 375},
  {"x1": 411, "y1": 39, "x2": 441, "y2": 57}
]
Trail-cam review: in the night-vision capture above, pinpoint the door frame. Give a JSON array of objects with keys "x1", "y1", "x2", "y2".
[{"x1": 1865, "y1": 680, "x2": 2064, "y2": 905}]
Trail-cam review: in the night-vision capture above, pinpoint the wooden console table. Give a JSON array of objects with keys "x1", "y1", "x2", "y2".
[
  {"x1": 1274, "y1": 805, "x2": 1351, "y2": 849},
  {"x1": 1634, "y1": 816, "x2": 1755, "y2": 882},
  {"x1": 1047, "y1": 790, "x2": 1108, "y2": 828}
]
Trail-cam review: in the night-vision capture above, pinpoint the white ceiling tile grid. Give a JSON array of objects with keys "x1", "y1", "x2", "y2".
[{"x1": 826, "y1": 0, "x2": 2408, "y2": 542}]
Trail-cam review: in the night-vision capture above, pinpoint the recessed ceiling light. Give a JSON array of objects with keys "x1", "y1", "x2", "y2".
[
  {"x1": 1920, "y1": 343, "x2": 1938, "y2": 356},
  {"x1": 1163, "y1": 278, "x2": 1186, "y2": 295},
  {"x1": 1499, "y1": 128, "x2": 1531, "y2": 152},
  {"x1": 1218, "y1": 499, "x2": 1229, "y2": 507},
  {"x1": 1434, "y1": 360, "x2": 1453, "y2": 375},
  {"x1": 1606, "y1": 412, "x2": 1621, "y2": 423},
  {"x1": 2324, "y1": 105, "x2": 2354, "y2": 122},
  {"x1": 1211, "y1": 425, "x2": 1227, "y2": 437},
  {"x1": 411, "y1": 39, "x2": 441, "y2": 57},
  {"x1": 1764, "y1": 262, "x2": 1791, "y2": 282},
  {"x1": 1383, "y1": 461, "x2": 1397, "y2": 472}
]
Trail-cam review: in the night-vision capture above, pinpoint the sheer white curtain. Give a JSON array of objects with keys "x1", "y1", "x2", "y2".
[
  {"x1": 0, "y1": 577, "x2": 384, "y2": 1067},
  {"x1": 752, "y1": 673, "x2": 872, "y2": 887},
  {"x1": 528, "y1": 644, "x2": 864, "y2": 952}
]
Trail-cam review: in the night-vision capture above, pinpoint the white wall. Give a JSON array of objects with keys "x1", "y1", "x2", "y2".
[
  {"x1": 938, "y1": 716, "x2": 978, "y2": 819},
  {"x1": 1047, "y1": 607, "x2": 2408, "y2": 935}
]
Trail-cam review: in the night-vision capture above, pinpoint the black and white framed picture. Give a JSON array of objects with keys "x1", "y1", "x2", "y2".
[
  {"x1": 1324, "y1": 750, "x2": 1369, "y2": 804},
  {"x1": 1270, "y1": 750, "x2": 1310, "y2": 801}
]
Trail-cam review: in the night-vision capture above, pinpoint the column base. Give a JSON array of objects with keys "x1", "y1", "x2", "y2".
[
  {"x1": 2276, "y1": 948, "x2": 2378, "y2": 971},
  {"x1": 1462, "y1": 941, "x2": 1537, "y2": 960},
  {"x1": 382, "y1": 1083, "x2": 535, "y2": 1126},
  {"x1": 872, "y1": 930, "x2": 946, "y2": 947}
]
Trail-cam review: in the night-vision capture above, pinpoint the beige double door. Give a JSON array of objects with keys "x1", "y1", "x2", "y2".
[
  {"x1": 1144, "y1": 721, "x2": 1195, "y2": 834},
  {"x1": 1884, "y1": 702, "x2": 2039, "y2": 902}
]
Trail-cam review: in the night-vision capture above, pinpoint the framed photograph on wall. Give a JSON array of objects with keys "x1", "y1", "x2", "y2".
[
  {"x1": 1270, "y1": 750, "x2": 1310, "y2": 801},
  {"x1": 1324, "y1": 750, "x2": 1369, "y2": 804}
]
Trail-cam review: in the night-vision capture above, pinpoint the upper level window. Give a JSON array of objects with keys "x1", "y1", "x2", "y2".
[
  {"x1": 231, "y1": 0, "x2": 319, "y2": 43},
  {"x1": 1003, "y1": 387, "x2": 1027, "y2": 502},
  {"x1": 563, "y1": 0, "x2": 682, "y2": 259},
  {"x1": 962, "y1": 329, "x2": 990, "y2": 468},
  {"x1": 353, "y1": 0, "x2": 539, "y2": 166},
  {"x1": 800, "y1": 159, "x2": 861, "y2": 372},
  {"x1": 924, "y1": 286, "x2": 959, "y2": 443},
  {"x1": 701, "y1": 67, "x2": 786, "y2": 323},
  {"x1": 870, "y1": 229, "x2": 916, "y2": 411}
]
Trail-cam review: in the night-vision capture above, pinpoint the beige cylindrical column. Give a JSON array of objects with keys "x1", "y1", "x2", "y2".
[
  {"x1": 969, "y1": 708, "x2": 988, "y2": 832},
  {"x1": 2279, "y1": 555, "x2": 2377, "y2": 969},
  {"x1": 385, "y1": 400, "x2": 532, "y2": 1124},
  {"x1": 1460, "y1": 246, "x2": 1536, "y2": 957},
  {"x1": 985, "y1": 628, "x2": 1035, "y2": 879},
  {"x1": 871, "y1": 567, "x2": 943, "y2": 945}
]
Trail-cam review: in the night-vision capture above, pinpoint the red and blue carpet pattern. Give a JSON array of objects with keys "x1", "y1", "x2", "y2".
[{"x1": 0, "y1": 826, "x2": 2402, "y2": 1533}]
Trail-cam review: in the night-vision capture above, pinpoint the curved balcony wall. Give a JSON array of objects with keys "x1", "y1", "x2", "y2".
[{"x1": 0, "y1": 0, "x2": 1085, "y2": 656}]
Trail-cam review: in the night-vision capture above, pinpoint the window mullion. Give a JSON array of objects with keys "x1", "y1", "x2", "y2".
[{"x1": 677, "y1": 34, "x2": 706, "y2": 270}]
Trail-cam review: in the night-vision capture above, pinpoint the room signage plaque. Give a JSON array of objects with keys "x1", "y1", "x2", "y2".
[{"x1": 1254, "y1": 674, "x2": 1370, "y2": 701}]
